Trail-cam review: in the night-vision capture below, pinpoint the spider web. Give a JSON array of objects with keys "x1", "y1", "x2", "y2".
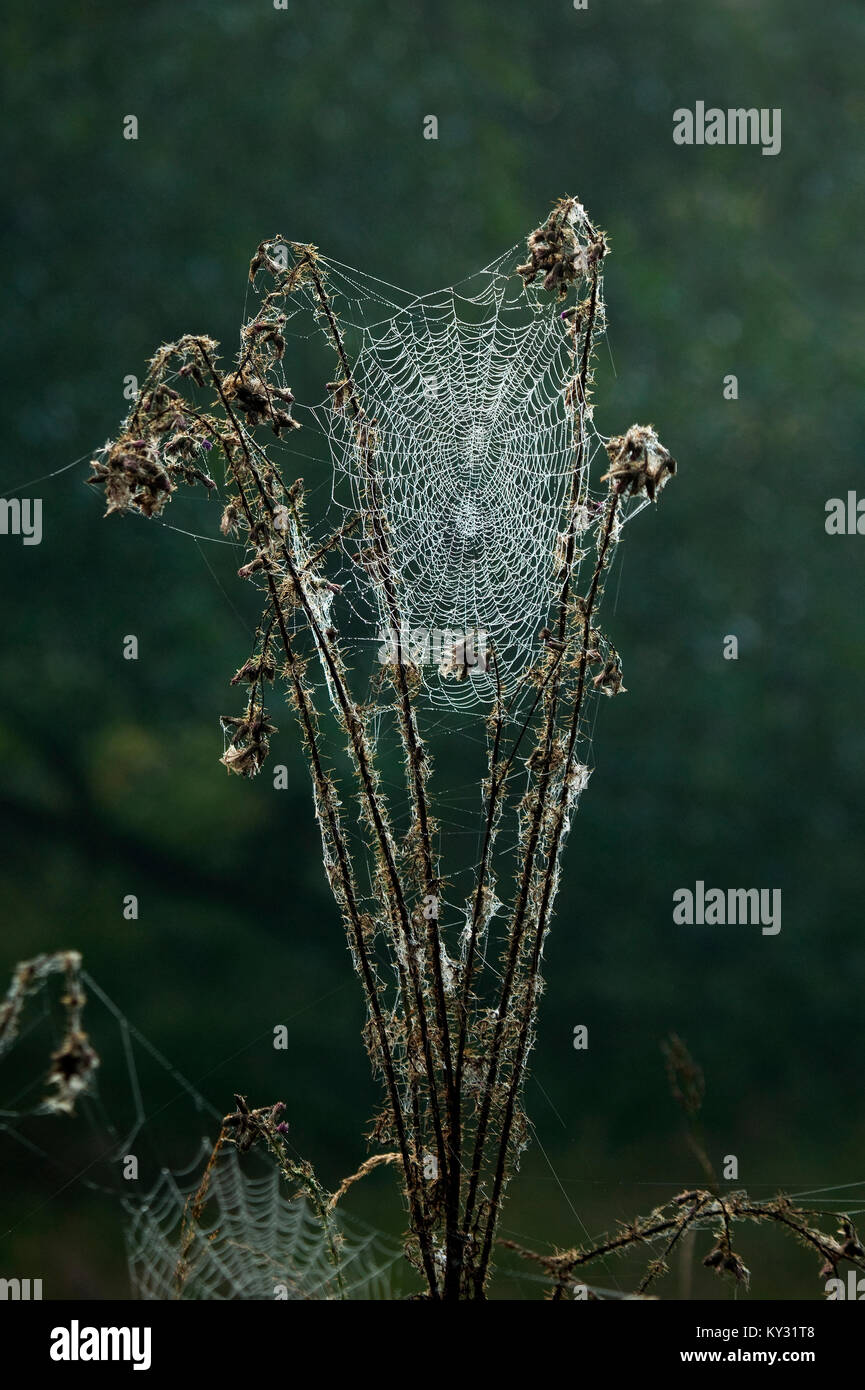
[
  {"x1": 127, "y1": 1144, "x2": 404, "y2": 1301},
  {"x1": 3, "y1": 924, "x2": 865, "y2": 1303},
  {"x1": 3, "y1": 229, "x2": 862, "y2": 1306},
  {"x1": 278, "y1": 244, "x2": 650, "y2": 710},
  {"x1": 0, "y1": 956, "x2": 406, "y2": 1301}
]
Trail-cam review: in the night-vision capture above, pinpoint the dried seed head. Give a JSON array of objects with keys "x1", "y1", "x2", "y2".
[
  {"x1": 220, "y1": 705, "x2": 277, "y2": 777},
  {"x1": 45, "y1": 1029, "x2": 100, "y2": 1115},
  {"x1": 230, "y1": 657, "x2": 276, "y2": 686},
  {"x1": 592, "y1": 656, "x2": 626, "y2": 697},
  {"x1": 222, "y1": 368, "x2": 300, "y2": 435},
  {"x1": 517, "y1": 198, "x2": 605, "y2": 299},
  {"x1": 601, "y1": 424, "x2": 676, "y2": 502}
]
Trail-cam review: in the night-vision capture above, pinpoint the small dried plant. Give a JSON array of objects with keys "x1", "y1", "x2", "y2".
[
  {"x1": 77, "y1": 196, "x2": 853, "y2": 1302},
  {"x1": 504, "y1": 1034, "x2": 865, "y2": 1300}
]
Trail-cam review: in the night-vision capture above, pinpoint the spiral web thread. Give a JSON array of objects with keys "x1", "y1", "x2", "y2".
[
  {"x1": 288, "y1": 246, "x2": 649, "y2": 710},
  {"x1": 4, "y1": 953, "x2": 865, "y2": 1301},
  {"x1": 0, "y1": 960, "x2": 405, "y2": 1301},
  {"x1": 126, "y1": 1145, "x2": 404, "y2": 1301}
]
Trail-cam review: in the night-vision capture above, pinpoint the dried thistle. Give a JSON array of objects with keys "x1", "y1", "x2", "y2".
[
  {"x1": 602, "y1": 424, "x2": 677, "y2": 501},
  {"x1": 77, "y1": 199, "x2": 684, "y2": 1301}
]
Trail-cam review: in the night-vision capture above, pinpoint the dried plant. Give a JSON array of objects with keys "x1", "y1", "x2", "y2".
[
  {"x1": 80, "y1": 196, "x2": 687, "y2": 1299},
  {"x1": 5, "y1": 952, "x2": 861, "y2": 1301},
  {"x1": 503, "y1": 1034, "x2": 865, "y2": 1300},
  {"x1": 502, "y1": 1192, "x2": 865, "y2": 1301},
  {"x1": 0, "y1": 202, "x2": 853, "y2": 1303},
  {"x1": 0, "y1": 950, "x2": 98, "y2": 1116}
]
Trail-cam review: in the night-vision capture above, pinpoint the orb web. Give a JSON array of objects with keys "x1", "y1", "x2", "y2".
[
  {"x1": 297, "y1": 247, "x2": 625, "y2": 711},
  {"x1": 0, "y1": 957, "x2": 406, "y2": 1301},
  {"x1": 127, "y1": 1145, "x2": 405, "y2": 1301}
]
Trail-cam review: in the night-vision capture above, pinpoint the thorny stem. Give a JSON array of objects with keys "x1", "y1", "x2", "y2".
[
  {"x1": 453, "y1": 637, "x2": 567, "y2": 1090},
  {"x1": 501, "y1": 1190, "x2": 865, "y2": 1298},
  {"x1": 555, "y1": 263, "x2": 602, "y2": 643},
  {"x1": 460, "y1": 259, "x2": 604, "y2": 1283},
  {"x1": 263, "y1": 571, "x2": 438, "y2": 1295},
  {"x1": 276, "y1": 518, "x2": 447, "y2": 1225},
  {"x1": 296, "y1": 249, "x2": 461, "y2": 1296},
  {"x1": 194, "y1": 338, "x2": 442, "y2": 1294},
  {"x1": 262, "y1": 1129, "x2": 348, "y2": 1299},
  {"x1": 451, "y1": 643, "x2": 504, "y2": 1288},
  {"x1": 634, "y1": 1194, "x2": 714, "y2": 1296},
  {"x1": 174, "y1": 1129, "x2": 226, "y2": 1298},
  {"x1": 300, "y1": 513, "x2": 360, "y2": 572},
  {"x1": 455, "y1": 644, "x2": 504, "y2": 1078},
  {"x1": 473, "y1": 488, "x2": 622, "y2": 1292}
]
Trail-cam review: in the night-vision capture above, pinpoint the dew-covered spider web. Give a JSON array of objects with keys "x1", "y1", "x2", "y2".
[
  {"x1": 0, "y1": 954, "x2": 406, "y2": 1300},
  {"x1": 127, "y1": 1144, "x2": 403, "y2": 1301},
  {"x1": 0, "y1": 954, "x2": 725, "y2": 1303},
  {"x1": 4, "y1": 952, "x2": 865, "y2": 1303},
  {"x1": 273, "y1": 243, "x2": 652, "y2": 711}
]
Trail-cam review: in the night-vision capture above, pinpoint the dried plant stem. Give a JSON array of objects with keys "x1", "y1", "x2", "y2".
[
  {"x1": 460, "y1": 262, "x2": 605, "y2": 1280},
  {"x1": 327, "y1": 1153, "x2": 401, "y2": 1213},
  {"x1": 456, "y1": 645, "x2": 504, "y2": 1075},
  {"x1": 635, "y1": 1194, "x2": 714, "y2": 1296},
  {"x1": 501, "y1": 1189, "x2": 865, "y2": 1298},
  {"x1": 263, "y1": 578, "x2": 438, "y2": 1291},
  {"x1": 191, "y1": 337, "x2": 442, "y2": 1292},
  {"x1": 470, "y1": 492, "x2": 622, "y2": 1293},
  {"x1": 174, "y1": 1127, "x2": 228, "y2": 1299},
  {"x1": 297, "y1": 251, "x2": 462, "y2": 1292}
]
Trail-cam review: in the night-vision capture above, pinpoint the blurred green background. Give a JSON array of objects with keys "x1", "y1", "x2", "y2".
[{"x1": 1, "y1": 0, "x2": 864, "y2": 1299}]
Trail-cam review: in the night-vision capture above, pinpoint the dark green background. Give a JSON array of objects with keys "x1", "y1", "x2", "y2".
[{"x1": 1, "y1": 0, "x2": 863, "y2": 1298}]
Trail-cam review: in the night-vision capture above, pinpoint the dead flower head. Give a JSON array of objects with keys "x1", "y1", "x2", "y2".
[
  {"x1": 220, "y1": 711, "x2": 277, "y2": 777},
  {"x1": 517, "y1": 197, "x2": 606, "y2": 299},
  {"x1": 45, "y1": 1029, "x2": 100, "y2": 1116},
  {"x1": 87, "y1": 436, "x2": 175, "y2": 518},
  {"x1": 592, "y1": 655, "x2": 626, "y2": 697},
  {"x1": 601, "y1": 424, "x2": 676, "y2": 502},
  {"x1": 222, "y1": 369, "x2": 300, "y2": 435}
]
